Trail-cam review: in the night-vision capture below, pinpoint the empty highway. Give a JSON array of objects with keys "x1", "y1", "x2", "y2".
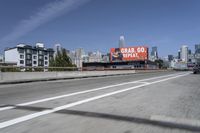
[{"x1": 0, "y1": 71, "x2": 200, "y2": 133}]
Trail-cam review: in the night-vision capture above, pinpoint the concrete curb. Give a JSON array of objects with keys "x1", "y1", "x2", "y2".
[{"x1": 0, "y1": 70, "x2": 170, "y2": 85}]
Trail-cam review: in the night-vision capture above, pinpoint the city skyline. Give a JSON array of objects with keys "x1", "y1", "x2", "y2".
[
  {"x1": 1, "y1": 0, "x2": 200, "y2": 56},
  {"x1": 3, "y1": 40, "x2": 199, "y2": 58}
]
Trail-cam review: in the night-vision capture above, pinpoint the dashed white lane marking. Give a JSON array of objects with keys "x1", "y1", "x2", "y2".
[
  {"x1": 0, "y1": 73, "x2": 189, "y2": 129},
  {"x1": 0, "y1": 73, "x2": 185, "y2": 112}
]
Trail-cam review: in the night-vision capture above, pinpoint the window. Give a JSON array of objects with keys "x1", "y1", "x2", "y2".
[
  {"x1": 18, "y1": 48, "x2": 24, "y2": 53},
  {"x1": 33, "y1": 61, "x2": 37, "y2": 65},
  {"x1": 44, "y1": 56, "x2": 48, "y2": 60},
  {"x1": 32, "y1": 50, "x2": 37, "y2": 54},
  {"x1": 20, "y1": 60, "x2": 24, "y2": 64},
  {"x1": 39, "y1": 50, "x2": 43, "y2": 55},
  {"x1": 26, "y1": 60, "x2": 32, "y2": 64},
  {"x1": 38, "y1": 61, "x2": 44, "y2": 66},
  {"x1": 45, "y1": 61, "x2": 48, "y2": 65},
  {"x1": 44, "y1": 51, "x2": 48, "y2": 55},
  {"x1": 49, "y1": 52, "x2": 54, "y2": 56},
  {"x1": 26, "y1": 55, "x2": 31, "y2": 59},
  {"x1": 49, "y1": 56, "x2": 53, "y2": 61},
  {"x1": 26, "y1": 54, "x2": 31, "y2": 59},
  {"x1": 20, "y1": 55, "x2": 24, "y2": 59},
  {"x1": 39, "y1": 55, "x2": 43, "y2": 60},
  {"x1": 33, "y1": 56, "x2": 37, "y2": 59},
  {"x1": 26, "y1": 49, "x2": 32, "y2": 54}
]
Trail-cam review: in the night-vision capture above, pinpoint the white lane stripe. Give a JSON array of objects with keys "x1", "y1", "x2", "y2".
[
  {"x1": 135, "y1": 81, "x2": 150, "y2": 84},
  {"x1": 0, "y1": 73, "x2": 184, "y2": 111},
  {"x1": 0, "y1": 73, "x2": 189, "y2": 129},
  {"x1": 0, "y1": 72, "x2": 187, "y2": 112}
]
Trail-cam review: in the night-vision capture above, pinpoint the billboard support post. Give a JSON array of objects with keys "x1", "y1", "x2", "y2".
[{"x1": 145, "y1": 60, "x2": 147, "y2": 70}]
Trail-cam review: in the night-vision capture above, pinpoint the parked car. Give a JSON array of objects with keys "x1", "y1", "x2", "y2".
[{"x1": 193, "y1": 64, "x2": 200, "y2": 74}]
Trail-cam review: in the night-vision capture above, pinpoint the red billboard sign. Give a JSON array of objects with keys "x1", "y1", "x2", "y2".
[{"x1": 110, "y1": 46, "x2": 148, "y2": 62}]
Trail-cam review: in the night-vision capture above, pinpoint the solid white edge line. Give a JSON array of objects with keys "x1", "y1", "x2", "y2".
[
  {"x1": 0, "y1": 73, "x2": 189, "y2": 129},
  {"x1": 0, "y1": 72, "x2": 188, "y2": 112}
]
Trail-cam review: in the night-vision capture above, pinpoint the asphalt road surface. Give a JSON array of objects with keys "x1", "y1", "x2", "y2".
[{"x1": 0, "y1": 71, "x2": 200, "y2": 133}]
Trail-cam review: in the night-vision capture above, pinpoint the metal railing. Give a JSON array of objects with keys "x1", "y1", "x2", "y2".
[
  {"x1": 0, "y1": 66, "x2": 79, "y2": 72},
  {"x1": 0, "y1": 66, "x2": 166, "y2": 72}
]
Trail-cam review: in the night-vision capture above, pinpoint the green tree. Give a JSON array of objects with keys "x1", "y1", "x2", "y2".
[
  {"x1": 155, "y1": 59, "x2": 164, "y2": 69},
  {"x1": 49, "y1": 48, "x2": 76, "y2": 71}
]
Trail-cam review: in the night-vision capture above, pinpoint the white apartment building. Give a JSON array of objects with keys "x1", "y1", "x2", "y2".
[{"x1": 4, "y1": 43, "x2": 54, "y2": 67}]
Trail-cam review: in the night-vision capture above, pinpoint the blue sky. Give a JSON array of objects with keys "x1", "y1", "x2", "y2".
[{"x1": 0, "y1": 0, "x2": 200, "y2": 57}]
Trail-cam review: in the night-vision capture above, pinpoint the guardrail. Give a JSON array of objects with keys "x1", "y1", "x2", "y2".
[
  {"x1": 0, "y1": 66, "x2": 166, "y2": 72},
  {"x1": 0, "y1": 66, "x2": 78, "y2": 72}
]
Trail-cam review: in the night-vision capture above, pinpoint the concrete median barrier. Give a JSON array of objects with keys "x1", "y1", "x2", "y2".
[
  {"x1": 0, "y1": 70, "x2": 136, "y2": 84},
  {"x1": 0, "y1": 69, "x2": 170, "y2": 84}
]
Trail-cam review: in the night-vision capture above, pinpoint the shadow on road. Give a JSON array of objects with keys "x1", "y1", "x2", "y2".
[{"x1": 2, "y1": 104, "x2": 200, "y2": 132}]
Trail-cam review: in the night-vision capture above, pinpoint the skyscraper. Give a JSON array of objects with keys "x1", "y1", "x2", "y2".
[
  {"x1": 195, "y1": 44, "x2": 200, "y2": 63},
  {"x1": 75, "y1": 48, "x2": 85, "y2": 68},
  {"x1": 75, "y1": 48, "x2": 84, "y2": 58},
  {"x1": 150, "y1": 46, "x2": 158, "y2": 61},
  {"x1": 119, "y1": 35, "x2": 125, "y2": 48},
  {"x1": 188, "y1": 49, "x2": 192, "y2": 55},
  {"x1": 195, "y1": 44, "x2": 200, "y2": 54},
  {"x1": 54, "y1": 44, "x2": 62, "y2": 57},
  {"x1": 180, "y1": 45, "x2": 188, "y2": 63},
  {"x1": 0, "y1": 54, "x2": 4, "y2": 63},
  {"x1": 178, "y1": 50, "x2": 181, "y2": 59},
  {"x1": 168, "y1": 55, "x2": 174, "y2": 62}
]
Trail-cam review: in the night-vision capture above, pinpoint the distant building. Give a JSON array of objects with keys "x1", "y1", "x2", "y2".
[
  {"x1": 4, "y1": 43, "x2": 54, "y2": 67},
  {"x1": 54, "y1": 44, "x2": 62, "y2": 57},
  {"x1": 102, "y1": 54, "x2": 110, "y2": 62},
  {"x1": 75, "y1": 48, "x2": 84, "y2": 59},
  {"x1": 178, "y1": 50, "x2": 181, "y2": 59},
  {"x1": 69, "y1": 51, "x2": 76, "y2": 65},
  {"x1": 65, "y1": 49, "x2": 70, "y2": 55},
  {"x1": 0, "y1": 54, "x2": 4, "y2": 63},
  {"x1": 195, "y1": 44, "x2": 200, "y2": 63},
  {"x1": 188, "y1": 49, "x2": 192, "y2": 55},
  {"x1": 54, "y1": 44, "x2": 70, "y2": 56},
  {"x1": 68, "y1": 49, "x2": 104, "y2": 68},
  {"x1": 150, "y1": 46, "x2": 158, "y2": 61},
  {"x1": 119, "y1": 35, "x2": 125, "y2": 48},
  {"x1": 195, "y1": 44, "x2": 200, "y2": 54},
  {"x1": 180, "y1": 45, "x2": 188, "y2": 63},
  {"x1": 168, "y1": 55, "x2": 174, "y2": 62},
  {"x1": 88, "y1": 51, "x2": 102, "y2": 62},
  {"x1": 74, "y1": 48, "x2": 85, "y2": 68},
  {"x1": 171, "y1": 59, "x2": 188, "y2": 70},
  {"x1": 187, "y1": 49, "x2": 195, "y2": 63}
]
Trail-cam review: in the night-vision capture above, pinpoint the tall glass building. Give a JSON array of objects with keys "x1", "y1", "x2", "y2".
[
  {"x1": 119, "y1": 36, "x2": 125, "y2": 48},
  {"x1": 195, "y1": 44, "x2": 200, "y2": 63},
  {"x1": 150, "y1": 46, "x2": 158, "y2": 61},
  {"x1": 195, "y1": 44, "x2": 200, "y2": 54}
]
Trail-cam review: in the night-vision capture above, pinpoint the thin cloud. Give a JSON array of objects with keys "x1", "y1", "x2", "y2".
[{"x1": 0, "y1": 0, "x2": 90, "y2": 45}]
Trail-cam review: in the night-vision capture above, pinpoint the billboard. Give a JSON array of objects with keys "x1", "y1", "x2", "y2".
[{"x1": 110, "y1": 46, "x2": 148, "y2": 62}]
